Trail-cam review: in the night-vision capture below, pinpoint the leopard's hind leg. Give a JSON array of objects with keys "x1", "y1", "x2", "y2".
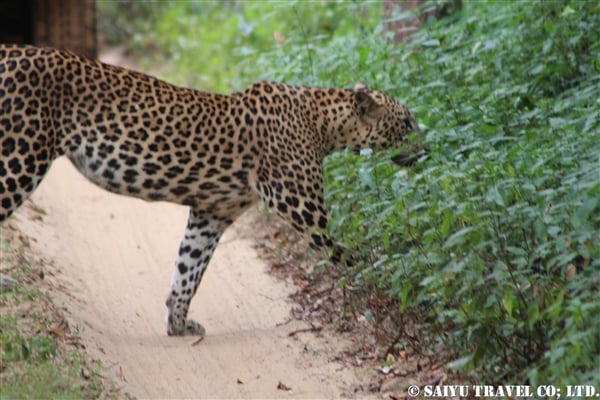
[{"x1": 0, "y1": 134, "x2": 54, "y2": 222}]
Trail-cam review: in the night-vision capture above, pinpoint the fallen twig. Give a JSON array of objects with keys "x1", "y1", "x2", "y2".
[{"x1": 287, "y1": 326, "x2": 322, "y2": 337}]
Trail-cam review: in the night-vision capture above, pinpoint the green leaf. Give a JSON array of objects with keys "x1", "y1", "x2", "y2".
[
  {"x1": 502, "y1": 292, "x2": 515, "y2": 317},
  {"x1": 443, "y1": 226, "x2": 477, "y2": 249},
  {"x1": 440, "y1": 210, "x2": 455, "y2": 236},
  {"x1": 561, "y1": 5, "x2": 576, "y2": 17},
  {"x1": 422, "y1": 39, "x2": 440, "y2": 47},
  {"x1": 486, "y1": 186, "x2": 505, "y2": 207},
  {"x1": 571, "y1": 197, "x2": 598, "y2": 229},
  {"x1": 448, "y1": 354, "x2": 473, "y2": 370}
]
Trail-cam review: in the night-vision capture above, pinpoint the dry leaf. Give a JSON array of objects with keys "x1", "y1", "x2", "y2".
[
  {"x1": 48, "y1": 325, "x2": 66, "y2": 341},
  {"x1": 377, "y1": 365, "x2": 392, "y2": 375},
  {"x1": 566, "y1": 264, "x2": 577, "y2": 281},
  {"x1": 190, "y1": 336, "x2": 205, "y2": 346},
  {"x1": 118, "y1": 365, "x2": 127, "y2": 382},
  {"x1": 273, "y1": 31, "x2": 286, "y2": 44}
]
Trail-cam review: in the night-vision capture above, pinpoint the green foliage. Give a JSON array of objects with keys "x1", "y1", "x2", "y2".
[
  {"x1": 98, "y1": 0, "x2": 381, "y2": 92},
  {"x1": 0, "y1": 324, "x2": 58, "y2": 363},
  {"x1": 0, "y1": 239, "x2": 110, "y2": 399},
  {"x1": 100, "y1": 0, "x2": 599, "y2": 387},
  {"x1": 0, "y1": 315, "x2": 102, "y2": 399},
  {"x1": 253, "y1": 0, "x2": 600, "y2": 386},
  {"x1": 0, "y1": 352, "x2": 104, "y2": 400}
]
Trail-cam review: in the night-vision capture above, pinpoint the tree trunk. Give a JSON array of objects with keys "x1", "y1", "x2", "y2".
[
  {"x1": 382, "y1": 0, "x2": 422, "y2": 42},
  {"x1": 383, "y1": 0, "x2": 462, "y2": 42}
]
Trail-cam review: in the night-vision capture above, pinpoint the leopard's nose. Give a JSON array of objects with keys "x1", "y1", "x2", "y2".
[
  {"x1": 391, "y1": 145, "x2": 428, "y2": 167},
  {"x1": 404, "y1": 117, "x2": 419, "y2": 133}
]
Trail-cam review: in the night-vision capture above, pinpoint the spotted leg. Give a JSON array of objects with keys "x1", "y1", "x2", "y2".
[
  {"x1": 255, "y1": 159, "x2": 354, "y2": 267},
  {"x1": 165, "y1": 210, "x2": 228, "y2": 336}
]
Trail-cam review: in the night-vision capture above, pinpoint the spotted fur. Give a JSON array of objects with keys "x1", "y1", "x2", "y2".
[{"x1": 0, "y1": 45, "x2": 419, "y2": 335}]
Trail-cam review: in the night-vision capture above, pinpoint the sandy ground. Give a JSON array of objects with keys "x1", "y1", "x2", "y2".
[{"x1": 11, "y1": 157, "x2": 377, "y2": 399}]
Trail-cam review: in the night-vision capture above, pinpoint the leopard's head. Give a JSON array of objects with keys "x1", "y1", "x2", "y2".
[{"x1": 351, "y1": 84, "x2": 426, "y2": 166}]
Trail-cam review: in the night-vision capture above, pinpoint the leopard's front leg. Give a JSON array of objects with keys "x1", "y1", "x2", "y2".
[
  {"x1": 165, "y1": 210, "x2": 228, "y2": 336},
  {"x1": 255, "y1": 161, "x2": 356, "y2": 268}
]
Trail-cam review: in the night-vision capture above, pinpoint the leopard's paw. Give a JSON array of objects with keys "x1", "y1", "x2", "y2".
[
  {"x1": 183, "y1": 319, "x2": 206, "y2": 336},
  {"x1": 167, "y1": 318, "x2": 206, "y2": 336}
]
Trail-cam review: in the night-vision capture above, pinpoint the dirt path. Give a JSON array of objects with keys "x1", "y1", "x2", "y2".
[{"x1": 12, "y1": 157, "x2": 376, "y2": 399}]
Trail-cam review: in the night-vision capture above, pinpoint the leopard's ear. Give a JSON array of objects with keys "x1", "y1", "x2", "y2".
[
  {"x1": 354, "y1": 89, "x2": 385, "y2": 120},
  {"x1": 354, "y1": 82, "x2": 371, "y2": 92}
]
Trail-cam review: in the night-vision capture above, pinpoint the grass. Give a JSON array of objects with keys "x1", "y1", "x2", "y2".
[{"x1": 0, "y1": 224, "x2": 122, "y2": 400}]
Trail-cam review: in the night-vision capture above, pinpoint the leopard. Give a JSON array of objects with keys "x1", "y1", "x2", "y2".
[{"x1": 0, "y1": 44, "x2": 420, "y2": 336}]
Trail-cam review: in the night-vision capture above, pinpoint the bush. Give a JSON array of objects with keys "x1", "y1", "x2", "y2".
[
  {"x1": 98, "y1": 0, "x2": 381, "y2": 92},
  {"x1": 256, "y1": 0, "x2": 600, "y2": 386}
]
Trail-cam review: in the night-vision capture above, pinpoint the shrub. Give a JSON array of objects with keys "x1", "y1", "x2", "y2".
[
  {"x1": 99, "y1": 0, "x2": 381, "y2": 92},
  {"x1": 256, "y1": 0, "x2": 600, "y2": 386}
]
